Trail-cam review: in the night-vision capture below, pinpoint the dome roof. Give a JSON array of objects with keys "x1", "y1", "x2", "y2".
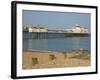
[{"x1": 75, "y1": 24, "x2": 80, "y2": 27}]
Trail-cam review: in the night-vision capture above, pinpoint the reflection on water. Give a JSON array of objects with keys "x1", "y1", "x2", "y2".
[
  {"x1": 23, "y1": 36, "x2": 90, "y2": 52},
  {"x1": 71, "y1": 37, "x2": 80, "y2": 50}
]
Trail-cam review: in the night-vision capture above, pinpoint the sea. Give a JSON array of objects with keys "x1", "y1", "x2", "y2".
[{"x1": 23, "y1": 32, "x2": 90, "y2": 52}]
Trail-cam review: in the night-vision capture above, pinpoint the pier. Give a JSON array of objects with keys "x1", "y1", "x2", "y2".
[
  {"x1": 23, "y1": 32, "x2": 90, "y2": 39},
  {"x1": 23, "y1": 24, "x2": 90, "y2": 39}
]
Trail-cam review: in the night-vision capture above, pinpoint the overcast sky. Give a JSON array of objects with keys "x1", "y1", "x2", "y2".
[{"x1": 23, "y1": 10, "x2": 90, "y2": 30}]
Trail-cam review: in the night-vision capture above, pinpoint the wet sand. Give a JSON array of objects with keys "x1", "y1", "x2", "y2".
[{"x1": 22, "y1": 50, "x2": 90, "y2": 69}]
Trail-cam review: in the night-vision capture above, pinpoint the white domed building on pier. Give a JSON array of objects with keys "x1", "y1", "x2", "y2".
[
  {"x1": 65, "y1": 24, "x2": 89, "y2": 33},
  {"x1": 24, "y1": 24, "x2": 47, "y2": 32}
]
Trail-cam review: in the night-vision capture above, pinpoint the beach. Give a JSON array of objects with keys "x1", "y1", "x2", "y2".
[{"x1": 22, "y1": 50, "x2": 90, "y2": 69}]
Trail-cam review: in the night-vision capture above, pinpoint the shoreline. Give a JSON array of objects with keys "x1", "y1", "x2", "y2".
[
  {"x1": 23, "y1": 49, "x2": 90, "y2": 69},
  {"x1": 23, "y1": 49, "x2": 90, "y2": 54}
]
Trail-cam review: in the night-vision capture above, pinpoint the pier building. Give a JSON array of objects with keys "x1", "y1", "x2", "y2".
[{"x1": 65, "y1": 24, "x2": 88, "y2": 33}]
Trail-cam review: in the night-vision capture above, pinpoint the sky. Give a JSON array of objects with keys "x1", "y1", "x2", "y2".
[{"x1": 22, "y1": 10, "x2": 90, "y2": 30}]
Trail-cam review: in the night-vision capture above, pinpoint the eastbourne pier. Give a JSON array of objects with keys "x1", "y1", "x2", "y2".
[{"x1": 23, "y1": 24, "x2": 90, "y2": 39}]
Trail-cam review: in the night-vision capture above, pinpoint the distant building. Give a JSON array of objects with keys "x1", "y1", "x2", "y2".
[
  {"x1": 65, "y1": 24, "x2": 89, "y2": 33},
  {"x1": 32, "y1": 26, "x2": 47, "y2": 32},
  {"x1": 23, "y1": 24, "x2": 47, "y2": 32}
]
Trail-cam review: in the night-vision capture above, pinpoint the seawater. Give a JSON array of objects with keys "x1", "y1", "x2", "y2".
[{"x1": 23, "y1": 32, "x2": 90, "y2": 52}]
